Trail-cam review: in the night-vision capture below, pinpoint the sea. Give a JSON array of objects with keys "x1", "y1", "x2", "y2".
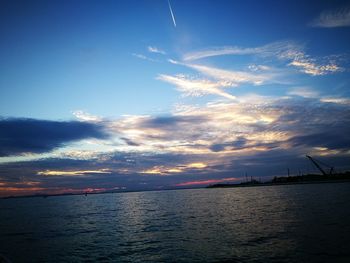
[{"x1": 1, "y1": 182, "x2": 350, "y2": 262}]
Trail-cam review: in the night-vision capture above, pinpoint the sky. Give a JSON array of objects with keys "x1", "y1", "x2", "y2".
[{"x1": 1, "y1": 0, "x2": 350, "y2": 197}]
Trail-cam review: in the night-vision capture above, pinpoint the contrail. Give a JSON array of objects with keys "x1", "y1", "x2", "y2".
[{"x1": 167, "y1": 0, "x2": 176, "y2": 27}]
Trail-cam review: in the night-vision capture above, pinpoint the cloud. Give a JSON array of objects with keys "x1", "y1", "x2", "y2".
[
  {"x1": 157, "y1": 74, "x2": 237, "y2": 100},
  {"x1": 1, "y1": 96, "x2": 350, "y2": 197},
  {"x1": 182, "y1": 41, "x2": 298, "y2": 61},
  {"x1": 182, "y1": 41, "x2": 343, "y2": 76},
  {"x1": 0, "y1": 118, "x2": 108, "y2": 157},
  {"x1": 73, "y1": 110, "x2": 102, "y2": 122},
  {"x1": 186, "y1": 63, "x2": 271, "y2": 85},
  {"x1": 121, "y1": 137, "x2": 140, "y2": 146},
  {"x1": 132, "y1": 53, "x2": 157, "y2": 62},
  {"x1": 311, "y1": 7, "x2": 350, "y2": 28},
  {"x1": 288, "y1": 58, "x2": 341, "y2": 76},
  {"x1": 210, "y1": 137, "x2": 249, "y2": 152},
  {"x1": 288, "y1": 130, "x2": 350, "y2": 151},
  {"x1": 160, "y1": 59, "x2": 281, "y2": 100},
  {"x1": 140, "y1": 115, "x2": 208, "y2": 129},
  {"x1": 108, "y1": 95, "x2": 350, "y2": 160},
  {"x1": 183, "y1": 47, "x2": 250, "y2": 61},
  {"x1": 320, "y1": 97, "x2": 350, "y2": 105},
  {"x1": 287, "y1": 87, "x2": 319, "y2": 98},
  {"x1": 248, "y1": 64, "x2": 271, "y2": 71},
  {"x1": 141, "y1": 162, "x2": 207, "y2": 175},
  {"x1": 148, "y1": 46, "x2": 166, "y2": 55},
  {"x1": 109, "y1": 113, "x2": 213, "y2": 152},
  {"x1": 37, "y1": 169, "x2": 111, "y2": 176}
]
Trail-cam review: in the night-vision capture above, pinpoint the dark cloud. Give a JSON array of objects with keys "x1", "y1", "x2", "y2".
[
  {"x1": 274, "y1": 99, "x2": 350, "y2": 150},
  {"x1": 209, "y1": 138, "x2": 281, "y2": 153},
  {"x1": 121, "y1": 137, "x2": 140, "y2": 146},
  {"x1": 0, "y1": 118, "x2": 108, "y2": 157},
  {"x1": 209, "y1": 144, "x2": 226, "y2": 152},
  {"x1": 274, "y1": 98, "x2": 350, "y2": 129},
  {"x1": 141, "y1": 115, "x2": 207, "y2": 129},
  {"x1": 210, "y1": 137, "x2": 248, "y2": 152},
  {"x1": 288, "y1": 131, "x2": 350, "y2": 149}
]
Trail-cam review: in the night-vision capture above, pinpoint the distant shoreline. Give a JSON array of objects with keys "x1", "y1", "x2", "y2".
[
  {"x1": 2, "y1": 173, "x2": 350, "y2": 200},
  {"x1": 207, "y1": 172, "x2": 350, "y2": 189},
  {"x1": 206, "y1": 179, "x2": 350, "y2": 189}
]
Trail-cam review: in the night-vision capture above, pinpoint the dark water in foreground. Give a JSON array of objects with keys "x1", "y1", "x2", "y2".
[{"x1": 1, "y1": 183, "x2": 350, "y2": 262}]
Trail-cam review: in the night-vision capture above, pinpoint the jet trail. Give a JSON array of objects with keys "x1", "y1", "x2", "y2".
[{"x1": 168, "y1": 0, "x2": 176, "y2": 27}]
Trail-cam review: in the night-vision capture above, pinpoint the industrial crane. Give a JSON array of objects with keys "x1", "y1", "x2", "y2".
[{"x1": 306, "y1": 155, "x2": 334, "y2": 176}]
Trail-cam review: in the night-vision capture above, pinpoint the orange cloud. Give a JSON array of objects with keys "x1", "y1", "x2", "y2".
[
  {"x1": 37, "y1": 169, "x2": 111, "y2": 176},
  {"x1": 141, "y1": 162, "x2": 208, "y2": 175}
]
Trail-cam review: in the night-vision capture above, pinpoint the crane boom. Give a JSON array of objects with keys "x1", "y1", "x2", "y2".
[{"x1": 306, "y1": 155, "x2": 327, "y2": 176}]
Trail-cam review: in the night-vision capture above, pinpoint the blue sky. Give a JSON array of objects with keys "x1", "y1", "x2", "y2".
[{"x1": 1, "y1": 0, "x2": 350, "y2": 196}]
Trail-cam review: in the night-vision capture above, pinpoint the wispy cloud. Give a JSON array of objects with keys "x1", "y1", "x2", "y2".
[
  {"x1": 183, "y1": 47, "x2": 258, "y2": 61},
  {"x1": 157, "y1": 74, "x2": 236, "y2": 100},
  {"x1": 73, "y1": 110, "x2": 102, "y2": 122},
  {"x1": 311, "y1": 7, "x2": 350, "y2": 28},
  {"x1": 148, "y1": 46, "x2": 166, "y2": 55},
  {"x1": 248, "y1": 64, "x2": 271, "y2": 71},
  {"x1": 182, "y1": 41, "x2": 343, "y2": 76},
  {"x1": 159, "y1": 59, "x2": 283, "y2": 99},
  {"x1": 186, "y1": 63, "x2": 271, "y2": 86},
  {"x1": 182, "y1": 41, "x2": 296, "y2": 61},
  {"x1": 320, "y1": 97, "x2": 350, "y2": 105},
  {"x1": 132, "y1": 53, "x2": 157, "y2": 62}
]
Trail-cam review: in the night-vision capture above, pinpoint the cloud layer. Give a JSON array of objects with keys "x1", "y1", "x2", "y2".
[{"x1": 2, "y1": 95, "x2": 349, "y2": 197}]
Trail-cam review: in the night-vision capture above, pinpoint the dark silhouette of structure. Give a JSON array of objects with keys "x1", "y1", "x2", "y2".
[
  {"x1": 208, "y1": 155, "x2": 349, "y2": 189},
  {"x1": 306, "y1": 155, "x2": 334, "y2": 176}
]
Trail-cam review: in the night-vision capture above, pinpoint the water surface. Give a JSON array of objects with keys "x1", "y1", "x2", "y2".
[{"x1": 1, "y1": 183, "x2": 350, "y2": 262}]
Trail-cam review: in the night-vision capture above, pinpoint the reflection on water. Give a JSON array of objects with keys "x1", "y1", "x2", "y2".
[{"x1": 1, "y1": 183, "x2": 350, "y2": 262}]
